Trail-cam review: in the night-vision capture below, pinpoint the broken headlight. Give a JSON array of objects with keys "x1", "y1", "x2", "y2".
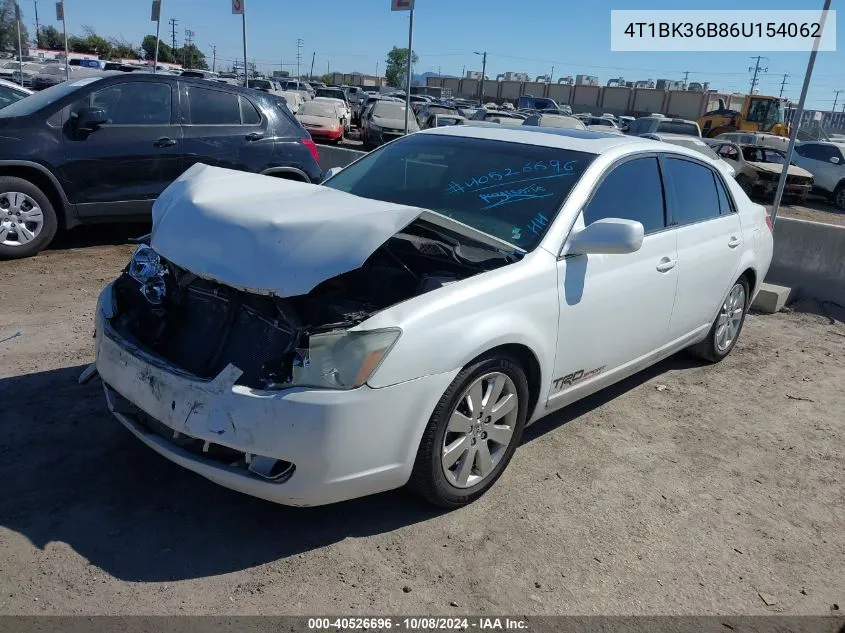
[
  {"x1": 287, "y1": 328, "x2": 401, "y2": 390},
  {"x1": 127, "y1": 244, "x2": 168, "y2": 305}
]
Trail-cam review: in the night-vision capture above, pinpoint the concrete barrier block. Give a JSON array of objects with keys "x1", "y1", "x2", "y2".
[{"x1": 752, "y1": 283, "x2": 792, "y2": 313}]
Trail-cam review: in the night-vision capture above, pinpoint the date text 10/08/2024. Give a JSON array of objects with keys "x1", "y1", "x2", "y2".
[{"x1": 307, "y1": 617, "x2": 529, "y2": 630}]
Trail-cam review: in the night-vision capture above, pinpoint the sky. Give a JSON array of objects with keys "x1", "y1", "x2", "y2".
[{"x1": 25, "y1": 0, "x2": 845, "y2": 109}]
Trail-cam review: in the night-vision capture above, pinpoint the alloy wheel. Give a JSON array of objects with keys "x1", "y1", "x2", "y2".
[
  {"x1": 441, "y1": 372, "x2": 519, "y2": 489},
  {"x1": 835, "y1": 187, "x2": 845, "y2": 209},
  {"x1": 715, "y1": 283, "x2": 746, "y2": 353},
  {"x1": 0, "y1": 191, "x2": 44, "y2": 247}
]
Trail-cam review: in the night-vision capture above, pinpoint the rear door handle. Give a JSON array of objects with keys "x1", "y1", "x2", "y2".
[
  {"x1": 728, "y1": 236, "x2": 742, "y2": 248},
  {"x1": 154, "y1": 137, "x2": 177, "y2": 148},
  {"x1": 245, "y1": 131, "x2": 265, "y2": 141},
  {"x1": 656, "y1": 257, "x2": 677, "y2": 273}
]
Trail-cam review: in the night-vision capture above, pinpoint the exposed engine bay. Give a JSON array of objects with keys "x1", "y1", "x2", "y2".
[{"x1": 111, "y1": 220, "x2": 520, "y2": 390}]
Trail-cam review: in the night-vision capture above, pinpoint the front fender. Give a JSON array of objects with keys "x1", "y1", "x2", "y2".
[{"x1": 363, "y1": 251, "x2": 559, "y2": 395}]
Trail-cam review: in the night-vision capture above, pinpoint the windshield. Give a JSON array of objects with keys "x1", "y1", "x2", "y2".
[
  {"x1": 251, "y1": 79, "x2": 271, "y2": 89},
  {"x1": 316, "y1": 89, "x2": 345, "y2": 100},
  {"x1": 0, "y1": 76, "x2": 101, "y2": 118},
  {"x1": 322, "y1": 134, "x2": 595, "y2": 251},
  {"x1": 656, "y1": 121, "x2": 699, "y2": 136},
  {"x1": 373, "y1": 102, "x2": 409, "y2": 118},
  {"x1": 299, "y1": 102, "x2": 337, "y2": 117},
  {"x1": 741, "y1": 146, "x2": 787, "y2": 164},
  {"x1": 745, "y1": 98, "x2": 785, "y2": 129}
]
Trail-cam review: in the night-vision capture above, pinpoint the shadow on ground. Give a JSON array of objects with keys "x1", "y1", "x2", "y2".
[
  {"x1": 48, "y1": 223, "x2": 151, "y2": 251},
  {"x1": 0, "y1": 353, "x2": 699, "y2": 582}
]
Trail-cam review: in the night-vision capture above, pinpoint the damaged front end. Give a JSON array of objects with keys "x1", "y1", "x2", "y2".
[{"x1": 110, "y1": 221, "x2": 516, "y2": 392}]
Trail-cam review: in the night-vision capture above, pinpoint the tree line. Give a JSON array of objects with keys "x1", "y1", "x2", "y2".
[{"x1": 0, "y1": 0, "x2": 207, "y2": 68}]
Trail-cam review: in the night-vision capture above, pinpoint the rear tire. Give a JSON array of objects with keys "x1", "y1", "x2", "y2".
[
  {"x1": 408, "y1": 354, "x2": 529, "y2": 508},
  {"x1": 834, "y1": 183, "x2": 845, "y2": 210},
  {"x1": 689, "y1": 277, "x2": 750, "y2": 363},
  {"x1": 0, "y1": 176, "x2": 59, "y2": 260}
]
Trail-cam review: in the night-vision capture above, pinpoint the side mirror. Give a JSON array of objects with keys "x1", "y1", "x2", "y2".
[
  {"x1": 324, "y1": 166, "x2": 343, "y2": 180},
  {"x1": 76, "y1": 107, "x2": 107, "y2": 131},
  {"x1": 830, "y1": 156, "x2": 841, "y2": 164},
  {"x1": 563, "y1": 218, "x2": 644, "y2": 256}
]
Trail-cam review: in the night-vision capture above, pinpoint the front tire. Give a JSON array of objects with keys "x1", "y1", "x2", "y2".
[
  {"x1": 0, "y1": 177, "x2": 59, "y2": 260},
  {"x1": 409, "y1": 354, "x2": 529, "y2": 508},
  {"x1": 689, "y1": 277, "x2": 750, "y2": 363}
]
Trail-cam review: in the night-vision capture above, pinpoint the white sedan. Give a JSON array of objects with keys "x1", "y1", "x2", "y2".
[{"x1": 91, "y1": 127, "x2": 773, "y2": 508}]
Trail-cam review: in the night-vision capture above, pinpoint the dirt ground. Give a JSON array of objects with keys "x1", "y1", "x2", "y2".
[
  {"x1": 769, "y1": 197, "x2": 845, "y2": 227},
  {"x1": 1, "y1": 225, "x2": 844, "y2": 617}
]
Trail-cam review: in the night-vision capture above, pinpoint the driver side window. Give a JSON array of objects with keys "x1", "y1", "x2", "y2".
[
  {"x1": 71, "y1": 82, "x2": 172, "y2": 125},
  {"x1": 582, "y1": 157, "x2": 667, "y2": 234}
]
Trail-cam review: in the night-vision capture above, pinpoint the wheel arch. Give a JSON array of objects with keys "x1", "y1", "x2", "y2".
[
  {"x1": 464, "y1": 343, "x2": 543, "y2": 423},
  {"x1": 261, "y1": 166, "x2": 311, "y2": 183},
  {"x1": 0, "y1": 161, "x2": 73, "y2": 230}
]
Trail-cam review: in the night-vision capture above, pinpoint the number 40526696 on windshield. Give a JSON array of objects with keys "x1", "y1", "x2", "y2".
[{"x1": 445, "y1": 159, "x2": 578, "y2": 195}]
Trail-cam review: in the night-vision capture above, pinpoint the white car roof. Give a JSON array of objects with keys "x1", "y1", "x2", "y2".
[{"x1": 418, "y1": 125, "x2": 646, "y2": 154}]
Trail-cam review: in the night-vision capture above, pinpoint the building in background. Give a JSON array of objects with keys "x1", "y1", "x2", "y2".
[{"x1": 575, "y1": 74, "x2": 599, "y2": 86}]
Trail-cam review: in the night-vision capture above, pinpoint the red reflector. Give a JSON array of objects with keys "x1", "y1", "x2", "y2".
[
  {"x1": 765, "y1": 214, "x2": 774, "y2": 232},
  {"x1": 302, "y1": 138, "x2": 320, "y2": 164}
]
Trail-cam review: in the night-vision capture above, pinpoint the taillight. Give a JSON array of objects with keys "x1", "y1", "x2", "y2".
[
  {"x1": 302, "y1": 137, "x2": 320, "y2": 164},
  {"x1": 765, "y1": 214, "x2": 774, "y2": 232}
]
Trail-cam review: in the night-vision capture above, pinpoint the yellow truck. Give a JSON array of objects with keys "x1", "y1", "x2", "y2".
[{"x1": 698, "y1": 95, "x2": 791, "y2": 138}]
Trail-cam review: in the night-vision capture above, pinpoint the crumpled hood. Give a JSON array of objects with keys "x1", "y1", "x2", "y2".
[
  {"x1": 150, "y1": 164, "x2": 423, "y2": 297},
  {"x1": 748, "y1": 162, "x2": 813, "y2": 178}
]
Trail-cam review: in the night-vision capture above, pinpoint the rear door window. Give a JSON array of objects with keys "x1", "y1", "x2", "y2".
[
  {"x1": 186, "y1": 85, "x2": 241, "y2": 124},
  {"x1": 663, "y1": 157, "x2": 721, "y2": 225}
]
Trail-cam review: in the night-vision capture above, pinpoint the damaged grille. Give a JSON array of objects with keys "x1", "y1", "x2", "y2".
[{"x1": 113, "y1": 271, "x2": 300, "y2": 388}]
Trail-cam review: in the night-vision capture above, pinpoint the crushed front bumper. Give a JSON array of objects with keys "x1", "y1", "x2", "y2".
[{"x1": 94, "y1": 284, "x2": 457, "y2": 507}]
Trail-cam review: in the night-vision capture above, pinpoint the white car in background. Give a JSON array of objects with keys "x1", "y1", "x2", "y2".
[
  {"x1": 313, "y1": 96, "x2": 350, "y2": 133},
  {"x1": 92, "y1": 127, "x2": 773, "y2": 509},
  {"x1": 792, "y1": 141, "x2": 845, "y2": 209}
]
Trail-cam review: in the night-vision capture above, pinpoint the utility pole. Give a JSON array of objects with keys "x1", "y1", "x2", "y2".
[
  {"x1": 309, "y1": 51, "x2": 315, "y2": 80},
  {"x1": 404, "y1": 7, "x2": 414, "y2": 134},
  {"x1": 169, "y1": 18, "x2": 178, "y2": 55},
  {"x1": 33, "y1": 0, "x2": 40, "y2": 48},
  {"x1": 682, "y1": 70, "x2": 690, "y2": 89},
  {"x1": 461, "y1": 65, "x2": 465, "y2": 78},
  {"x1": 748, "y1": 55, "x2": 768, "y2": 94},
  {"x1": 296, "y1": 38, "x2": 303, "y2": 79},
  {"x1": 778, "y1": 73, "x2": 789, "y2": 98},
  {"x1": 550, "y1": 65, "x2": 554, "y2": 83},
  {"x1": 473, "y1": 51, "x2": 487, "y2": 102},
  {"x1": 184, "y1": 28, "x2": 194, "y2": 69},
  {"x1": 833, "y1": 89, "x2": 843, "y2": 114},
  {"x1": 209, "y1": 44, "x2": 216, "y2": 73},
  {"x1": 771, "y1": 0, "x2": 831, "y2": 225}
]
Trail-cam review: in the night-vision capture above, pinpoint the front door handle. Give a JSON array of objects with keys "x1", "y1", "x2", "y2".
[
  {"x1": 154, "y1": 137, "x2": 177, "y2": 148},
  {"x1": 656, "y1": 257, "x2": 677, "y2": 273},
  {"x1": 245, "y1": 131, "x2": 265, "y2": 141},
  {"x1": 728, "y1": 236, "x2": 742, "y2": 248}
]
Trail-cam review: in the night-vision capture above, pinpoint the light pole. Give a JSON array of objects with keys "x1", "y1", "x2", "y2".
[{"x1": 474, "y1": 51, "x2": 487, "y2": 103}]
